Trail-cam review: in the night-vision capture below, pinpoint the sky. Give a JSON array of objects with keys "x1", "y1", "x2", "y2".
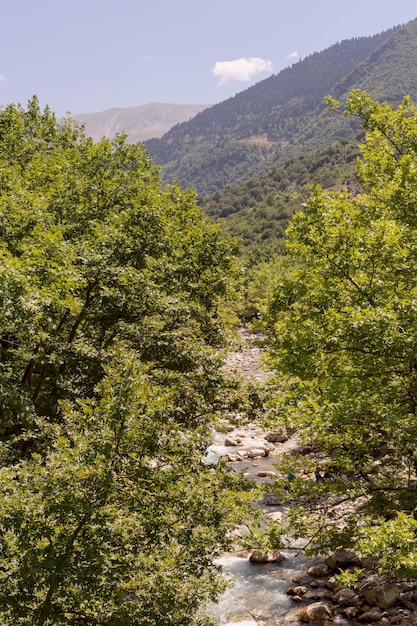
[{"x1": 1, "y1": 0, "x2": 417, "y2": 117}]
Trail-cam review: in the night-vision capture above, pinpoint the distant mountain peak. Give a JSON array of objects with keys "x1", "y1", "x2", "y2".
[{"x1": 72, "y1": 102, "x2": 212, "y2": 143}]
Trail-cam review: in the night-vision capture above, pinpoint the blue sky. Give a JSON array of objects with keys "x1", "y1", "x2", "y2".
[{"x1": 1, "y1": 0, "x2": 417, "y2": 117}]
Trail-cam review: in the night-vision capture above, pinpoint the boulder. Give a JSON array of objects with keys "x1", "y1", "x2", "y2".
[
  {"x1": 294, "y1": 601, "x2": 334, "y2": 622},
  {"x1": 249, "y1": 549, "x2": 284, "y2": 564},
  {"x1": 358, "y1": 606, "x2": 383, "y2": 622},
  {"x1": 307, "y1": 562, "x2": 330, "y2": 577},
  {"x1": 325, "y1": 548, "x2": 362, "y2": 570},
  {"x1": 265, "y1": 431, "x2": 288, "y2": 443},
  {"x1": 361, "y1": 576, "x2": 400, "y2": 608}
]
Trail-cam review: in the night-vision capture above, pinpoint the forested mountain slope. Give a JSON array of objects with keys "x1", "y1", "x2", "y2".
[
  {"x1": 200, "y1": 135, "x2": 362, "y2": 254},
  {"x1": 145, "y1": 19, "x2": 417, "y2": 195}
]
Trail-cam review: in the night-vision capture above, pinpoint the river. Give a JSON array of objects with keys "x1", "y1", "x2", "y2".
[{"x1": 207, "y1": 330, "x2": 311, "y2": 625}]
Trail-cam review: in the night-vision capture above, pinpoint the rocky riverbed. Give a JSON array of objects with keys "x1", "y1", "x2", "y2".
[{"x1": 209, "y1": 329, "x2": 417, "y2": 626}]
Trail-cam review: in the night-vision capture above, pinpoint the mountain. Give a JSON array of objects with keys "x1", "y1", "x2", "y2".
[
  {"x1": 200, "y1": 134, "x2": 362, "y2": 256},
  {"x1": 144, "y1": 19, "x2": 417, "y2": 195},
  {"x1": 72, "y1": 102, "x2": 211, "y2": 142}
]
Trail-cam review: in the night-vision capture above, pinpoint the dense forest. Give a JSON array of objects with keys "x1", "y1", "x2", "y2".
[
  {"x1": 263, "y1": 91, "x2": 417, "y2": 581},
  {"x1": 200, "y1": 135, "x2": 362, "y2": 252},
  {"x1": 0, "y1": 98, "x2": 257, "y2": 626}
]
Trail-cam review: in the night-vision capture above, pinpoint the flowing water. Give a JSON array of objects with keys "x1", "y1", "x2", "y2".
[
  {"x1": 206, "y1": 331, "x2": 356, "y2": 625},
  {"x1": 206, "y1": 427, "x2": 313, "y2": 624},
  {"x1": 207, "y1": 551, "x2": 311, "y2": 625}
]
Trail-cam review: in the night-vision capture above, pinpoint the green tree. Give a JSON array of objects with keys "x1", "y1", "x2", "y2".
[
  {"x1": 0, "y1": 98, "x2": 250, "y2": 624},
  {"x1": 265, "y1": 91, "x2": 417, "y2": 577}
]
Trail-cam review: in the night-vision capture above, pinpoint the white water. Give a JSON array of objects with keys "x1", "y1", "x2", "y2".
[{"x1": 208, "y1": 551, "x2": 311, "y2": 625}]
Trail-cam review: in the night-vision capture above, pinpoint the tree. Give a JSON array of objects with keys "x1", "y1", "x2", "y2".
[
  {"x1": 0, "y1": 98, "x2": 250, "y2": 624},
  {"x1": 264, "y1": 91, "x2": 417, "y2": 577}
]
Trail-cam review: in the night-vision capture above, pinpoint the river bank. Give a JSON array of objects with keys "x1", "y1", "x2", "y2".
[{"x1": 209, "y1": 329, "x2": 417, "y2": 626}]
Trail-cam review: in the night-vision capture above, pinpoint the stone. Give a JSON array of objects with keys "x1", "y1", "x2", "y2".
[
  {"x1": 249, "y1": 549, "x2": 285, "y2": 564},
  {"x1": 265, "y1": 431, "x2": 288, "y2": 443},
  {"x1": 287, "y1": 585, "x2": 308, "y2": 596},
  {"x1": 265, "y1": 511, "x2": 285, "y2": 523},
  {"x1": 222, "y1": 453, "x2": 243, "y2": 462},
  {"x1": 247, "y1": 448, "x2": 267, "y2": 458},
  {"x1": 294, "y1": 601, "x2": 334, "y2": 622},
  {"x1": 333, "y1": 586, "x2": 361, "y2": 606},
  {"x1": 305, "y1": 588, "x2": 334, "y2": 600},
  {"x1": 325, "y1": 548, "x2": 362, "y2": 570},
  {"x1": 341, "y1": 605, "x2": 361, "y2": 618},
  {"x1": 256, "y1": 470, "x2": 277, "y2": 478},
  {"x1": 307, "y1": 562, "x2": 330, "y2": 577},
  {"x1": 358, "y1": 607, "x2": 383, "y2": 622},
  {"x1": 361, "y1": 577, "x2": 400, "y2": 609}
]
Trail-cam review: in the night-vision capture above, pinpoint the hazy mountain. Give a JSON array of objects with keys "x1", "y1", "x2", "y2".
[
  {"x1": 144, "y1": 19, "x2": 417, "y2": 195},
  {"x1": 72, "y1": 102, "x2": 211, "y2": 142}
]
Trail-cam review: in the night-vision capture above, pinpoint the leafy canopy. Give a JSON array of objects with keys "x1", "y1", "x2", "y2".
[
  {"x1": 265, "y1": 91, "x2": 417, "y2": 577},
  {"x1": 0, "y1": 97, "x2": 250, "y2": 625}
]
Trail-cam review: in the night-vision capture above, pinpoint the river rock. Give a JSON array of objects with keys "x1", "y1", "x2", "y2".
[
  {"x1": 305, "y1": 588, "x2": 334, "y2": 601},
  {"x1": 288, "y1": 585, "x2": 308, "y2": 596},
  {"x1": 221, "y1": 453, "x2": 244, "y2": 462},
  {"x1": 249, "y1": 549, "x2": 284, "y2": 564},
  {"x1": 310, "y1": 577, "x2": 329, "y2": 588},
  {"x1": 333, "y1": 586, "x2": 361, "y2": 606},
  {"x1": 341, "y1": 605, "x2": 361, "y2": 618},
  {"x1": 256, "y1": 470, "x2": 277, "y2": 478},
  {"x1": 358, "y1": 606, "x2": 383, "y2": 622},
  {"x1": 265, "y1": 431, "x2": 288, "y2": 443},
  {"x1": 361, "y1": 575, "x2": 400, "y2": 608},
  {"x1": 307, "y1": 562, "x2": 330, "y2": 577},
  {"x1": 247, "y1": 448, "x2": 267, "y2": 458},
  {"x1": 225, "y1": 436, "x2": 240, "y2": 446},
  {"x1": 265, "y1": 511, "x2": 285, "y2": 523},
  {"x1": 293, "y1": 600, "x2": 334, "y2": 622},
  {"x1": 325, "y1": 548, "x2": 362, "y2": 570}
]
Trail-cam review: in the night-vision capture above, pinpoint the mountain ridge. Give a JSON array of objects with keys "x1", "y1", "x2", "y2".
[
  {"x1": 144, "y1": 20, "x2": 417, "y2": 195},
  {"x1": 72, "y1": 102, "x2": 211, "y2": 142}
]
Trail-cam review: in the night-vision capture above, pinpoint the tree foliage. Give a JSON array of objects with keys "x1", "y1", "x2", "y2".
[
  {"x1": 264, "y1": 91, "x2": 417, "y2": 577},
  {"x1": 0, "y1": 97, "x2": 250, "y2": 625}
]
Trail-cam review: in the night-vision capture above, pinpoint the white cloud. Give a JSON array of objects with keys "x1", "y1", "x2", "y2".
[
  {"x1": 212, "y1": 57, "x2": 272, "y2": 85},
  {"x1": 0, "y1": 75, "x2": 6, "y2": 85},
  {"x1": 286, "y1": 51, "x2": 299, "y2": 61}
]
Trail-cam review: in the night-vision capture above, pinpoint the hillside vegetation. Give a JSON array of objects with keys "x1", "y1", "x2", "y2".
[
  {"x1": 145, "y1": 19, "x2": 417, "y2": 195},
  {"x1": 200, "y1": 135, "x2": 362, "y2": 254}
]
